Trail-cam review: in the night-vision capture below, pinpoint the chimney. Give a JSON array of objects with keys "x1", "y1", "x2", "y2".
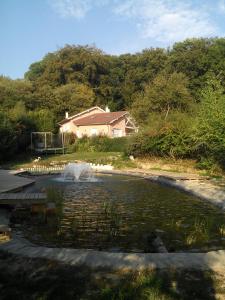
[
  {"x1": 105, "y1": 106, "x2": 110, "y2": 112},
  {"x1": 65, "y1": 111, "x2": 69, "y2": 119}
]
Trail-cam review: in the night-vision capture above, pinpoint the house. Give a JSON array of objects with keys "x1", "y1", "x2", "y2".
[{"x1": 59, "y1": 106, "x2": 137, "y2": 138}]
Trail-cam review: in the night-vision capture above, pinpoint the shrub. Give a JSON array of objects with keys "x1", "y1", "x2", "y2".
[
  {"x1": 127, "y1": 112, "x2": 194, "y2": 158},
  {"x1": 192, "y1": 77, "x2": 225, "y2": 168},
  {"x1": 70, "y1": 136, "x2": 129, "y2": 153},
  {"x1": 0, "y1": 125, "x2": 18, "y2": 161},
  {"x1": 0, "y1": 110, "x2": 37, "y2": 161}
]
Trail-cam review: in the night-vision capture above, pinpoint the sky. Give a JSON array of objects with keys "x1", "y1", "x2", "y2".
[{"x1": 1, "y1": 0, "x2": 225, "y2": 79}]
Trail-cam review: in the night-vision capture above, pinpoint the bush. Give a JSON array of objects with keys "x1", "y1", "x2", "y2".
[
  {"x1": 127, "y1": 112, "x2": 194, "y2": 158},
  {"x1": 0, "y1": 111, "x2": 36, "y2": 162},
  {"x1": 70, "y1": 136, "x2": 129, "y2": 153},
  {"x1": 0, "y1": 125, "x2": 18, "y2": 161},
  {"x1": 128, "y1": 131, "x2": 193, "y2": 158},
  {"x1": 192, "y1": 77, "x2": 225, "y2": 168}
]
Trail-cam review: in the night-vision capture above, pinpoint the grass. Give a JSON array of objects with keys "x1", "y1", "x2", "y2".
[
  {"x1": 135, "y1": 156, "x2": 200, "y2": 174},
  {"x1": 46, "y1": 186, "x2": 64, "y2": 217},
  {"x1": 185, "y1": 217, "x2": 211, "y2": 246},
  {"x1": 0, "y1": 250, "x2": 224, "y2": 300},
  {"x1": 2, "y1": 151, "x2": 225, "y2": 180},
  {"x1": 98, "y1": 271, "x2": 178, "y2": 300},
  {"x1": 2, "y1": 151, "x2": 138, "y2": 171}
]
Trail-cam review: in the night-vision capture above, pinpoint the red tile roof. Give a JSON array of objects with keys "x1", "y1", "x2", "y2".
[
  {"x1": 58, "y1": 106, "x2": 105, "y2": 125},
  {"x1": 73, "y1": 111, "x2": 128, "y2": 126}
]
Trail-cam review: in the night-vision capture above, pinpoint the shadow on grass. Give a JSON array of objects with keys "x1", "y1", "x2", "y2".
[
  {"x1": 96, "y1": 269, "x2": 217, "y2": 300},
  {"x1": 0, "y1": 251, "x2": 220, "y2": 300}
]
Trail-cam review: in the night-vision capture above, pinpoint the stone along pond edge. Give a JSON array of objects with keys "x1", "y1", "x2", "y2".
[{"x1": 1, "y1": 169, "x2": 225, "y2": 271}]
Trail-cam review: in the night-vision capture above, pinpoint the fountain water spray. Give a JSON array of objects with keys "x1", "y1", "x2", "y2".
[{"x1": 62, "y1": 162, "x2": 93, "y2": 181}]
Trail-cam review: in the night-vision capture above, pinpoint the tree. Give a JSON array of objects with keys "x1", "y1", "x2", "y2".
[
  {"x1": 53, "y1": 82, "x2": 95, "y2": 119},
  {"x1": 131, "y1": 71, "x2": 192, "y2": 124},
  {"x1": 193, "y1": 76, "x2": 225, "y2": 166},
  {"x1": 0, "y1": 112, "x2": 21, "y2": 160},
  {"x1": 29, "y1": 109, "x2": 55, "y2": 132},
  {"x1": 0, "y1": 76, "x2": 34, "y2": 110},
  {"x1": 9, "y1": 101, "x2": 27, "y2": 121}
]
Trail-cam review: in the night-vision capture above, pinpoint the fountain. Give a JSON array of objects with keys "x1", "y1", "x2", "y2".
[{"x1": 62, "y1": 162, "x2": 93, "y2": 181}]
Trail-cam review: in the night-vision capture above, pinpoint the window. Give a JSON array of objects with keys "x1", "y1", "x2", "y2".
[
  {"x1": 91, "y1": 128, "x2": 98, "y2": 136},
  {"x1": 112, "y1": 128, "x2": 122, "y2": 137}
]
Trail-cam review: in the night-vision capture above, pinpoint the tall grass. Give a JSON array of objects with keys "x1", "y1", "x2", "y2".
[
  {"x1": 185, "y1": 217, "x2": 212, "y2": 246},
  {"x1": 46, "y1": 186, "x2": 64, "y2": 218}
]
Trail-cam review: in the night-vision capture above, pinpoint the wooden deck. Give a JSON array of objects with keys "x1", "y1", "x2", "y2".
[
  {"x1": 0, "y1": 193, "x2": 47, "y2": 205},
  {"x1": 0, "y1": 170, "x2": 35, "y2": 193}
]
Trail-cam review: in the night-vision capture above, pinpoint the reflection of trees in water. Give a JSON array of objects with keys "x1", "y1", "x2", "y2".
[
  {"x1": 58, "y1": 187, "x2": 125, "y2": 249},
  {"x1": 26, "y1": 176, "x2": 225, "y2": 252}
]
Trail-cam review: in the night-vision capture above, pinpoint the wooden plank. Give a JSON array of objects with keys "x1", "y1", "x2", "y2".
[
  {"x1": 0, "y1": 170, "x2": 35, "y2": 193},
  {"x1": 8, "y1": 194, "x2": 17, "y2": 200},
  {"x1": 0, "y1": 193, "x2": 47, "y2": 205}
]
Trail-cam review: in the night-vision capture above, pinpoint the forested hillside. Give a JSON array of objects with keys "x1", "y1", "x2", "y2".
[{"x1": 1, "y1": 37, "x2": 225, "y2": 167}]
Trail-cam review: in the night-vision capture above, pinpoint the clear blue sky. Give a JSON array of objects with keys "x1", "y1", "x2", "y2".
[{"x1": 1, "y1": 0, "x2": 225, "y2": 79}]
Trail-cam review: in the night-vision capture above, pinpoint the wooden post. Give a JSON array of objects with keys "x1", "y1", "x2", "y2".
[
  {"x1": 31, "y1": 133, "x2": 33, "y2": 154},
  {"x1": 62, "y1": 132, "x2": 65, "y2": 155},
  {"x1": 44, "y1": 132, "x2": 47, "y2": 149}
]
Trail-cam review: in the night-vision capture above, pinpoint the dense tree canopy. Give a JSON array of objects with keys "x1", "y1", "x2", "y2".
[
  {"x1": 131, "y1": 71, "x2": 193, "y2": 123},
  {"x1": 2, "y1": 38, "x2": 225, "y2": 121},
  {"x1": 1, "y1": 38, "x2": 225, "y2": 166}
]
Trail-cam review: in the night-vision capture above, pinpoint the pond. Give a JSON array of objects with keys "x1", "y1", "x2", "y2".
[{"x1": 19, "y1": 173, "x2": 225, "y2": 253}]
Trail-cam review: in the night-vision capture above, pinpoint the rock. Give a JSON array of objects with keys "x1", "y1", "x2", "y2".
[
  {"x1": 155, "y1": 229, "x2": 165, "y2": 234},
  {"x1": 64, "y1": 208, "x2": 72, "y2": 213},
  {"x1": 144, "y1": 232, "x2": 168, "y2": 253},
  {"x1": 188, "y1": 249, "x2": 201, "y2": 253},
  {"x1": 152, "y1": 236, "x2": 168, "y2": 253},
  {"x1": 130, "y1": 249, "x2": 143, "y2": 253},
  {"x1": 108, "y1": 247, "x2": 122, "y2": 252}
]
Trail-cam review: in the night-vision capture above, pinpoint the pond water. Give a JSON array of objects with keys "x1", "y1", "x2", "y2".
[{"x1": 22, "y1": 174, "x2": 225, "y2": 252}]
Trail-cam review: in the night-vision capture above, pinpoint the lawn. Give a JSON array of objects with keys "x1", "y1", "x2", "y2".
[
  {"x1": 2, "y1": 151, "x2": 223, "y2": 179},
  {"x1": 2, "y1": 151, "x2": 137, "y2": 170}
]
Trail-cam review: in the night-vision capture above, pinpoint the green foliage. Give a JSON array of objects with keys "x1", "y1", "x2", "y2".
[
  {"x1": 168, "y1": 38, "x2": 225, "y2": 98},
  {"x1": 0, "y1": 114, "x2": 18, "y2": 161},
  {"x1": 185, "y1": 217, "x2": 212, "y2": 246},
  {"x1": 53, "y1": 82, "x2": 95, "y2": 119},
  {"x1": 0, "y1": 76, "x2": 34, "y2": 110},
  {"x1": 29, "y1": 109, "x2": 55, "y2": 132},
  {"x1": 70, "y1": 136, "x2": 129, "y2": 153},
  {"x1": 46, "y1": 186, "x2": 64, "y2": 219},
  {"x1": 9, "y1": 101, "x2": 27, "y2": 121},
  {"x1": 129, "y1": 75, "x2": 225, "y2": 171},
  {"x1": 0, "y1": 108, "x2": 36, "y2": 161},
  {"x1": 2, "y1": 40, "x2": 225, "y2": 168},
  {"x1": 98, "y1": 271, "x2": 177, "y2": 300},
  {"x1": 132, "y1": 71, "x2": 193, "y2": 124},
  {"x1": 193, "y1": 77, "x2": 225, "y2": 167},
  {"x1": 128, "y1": 112, "x2": 194, "y2": 158}
]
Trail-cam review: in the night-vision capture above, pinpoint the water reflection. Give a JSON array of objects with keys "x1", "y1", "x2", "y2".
[{"x1": 23, "y1": 174, "x2": 225, "y2": 252}]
